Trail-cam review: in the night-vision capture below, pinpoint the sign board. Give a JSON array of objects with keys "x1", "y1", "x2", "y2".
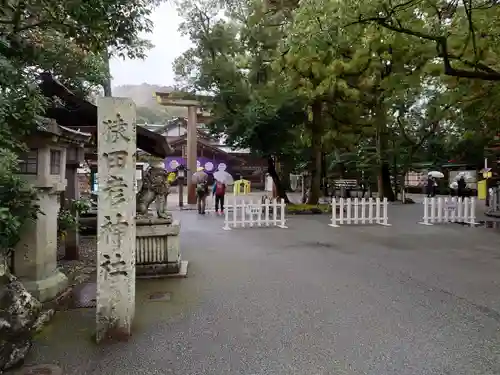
[
  {"x1": 334, "y1": 179, "x2": 358, "y2": 188},
  {"x1": 246, "y1": 205, "x2": 262, "y2": 215},
  {"x1": 156, "y1": 97, "x2": 200, "y2": 107},
  {"x1": 445, "y1": 201, "x2": 457, "y2": 211}
]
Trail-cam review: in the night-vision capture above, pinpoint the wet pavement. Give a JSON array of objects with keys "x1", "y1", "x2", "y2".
[{"x1": 16, "y1": 202, "x2": 500, "y2": 375}]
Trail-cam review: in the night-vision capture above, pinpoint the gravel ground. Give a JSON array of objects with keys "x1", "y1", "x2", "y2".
[
  {"x1": 57, "y1": 236, "x2": 97, "y2": 292},
  {"x1": 19, "y1": 203, "x2": 500, "y2": 375}
]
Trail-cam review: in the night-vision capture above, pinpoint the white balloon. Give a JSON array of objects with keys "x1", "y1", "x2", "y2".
[
  {"x1": 218, "y1": 163, "x2": 227, "y2": 171},
  {"x1": 205, "y1": 161, "x2": 214, "y2": 171},
  {"x1": 169, "y1": 160, "x2": 179, "y2": 169}
]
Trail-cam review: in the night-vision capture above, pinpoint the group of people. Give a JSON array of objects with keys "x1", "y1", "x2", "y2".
[
  {"x1": 426, "y1": 174, "x2": 468, "y2": 198},
  {"x1": 196, "y1": 178, "x2": 227, "y2": 215}
]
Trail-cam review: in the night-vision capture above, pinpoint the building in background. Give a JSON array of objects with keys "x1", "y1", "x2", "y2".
[
  {"x1": 78, "y1": 117, "x2": 268, "y2": 195},
  {"x1": 142, "y1": 118, "x2": 267, "y2": 188}
]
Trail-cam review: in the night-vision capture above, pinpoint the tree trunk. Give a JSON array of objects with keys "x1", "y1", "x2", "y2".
[
  {"x1": 399, "y1": 159, "x2": 414, "y2": 203},
  {"x1": 279, "y1": 159, "x2": 293, "y2": 191},
  {"x1": 307, "y1": 100, "x2": 322, "y2": 204},
  {"x1": 399, "y1": 172, "x2": 407, "y2": 203},
  {"x1": 392, "y1": 150, "x2": 398, "y2": 194},
  {"x1": 380, "y1": 163, "x2": 395, "y2": 201},
  {"x1": 267, "y1": 156, "x2": 290, "y2": 203},
  {"x1": 338, "y1": 162, "x2": 346, "y2": 178},
  {"x1": 321, "y1": 152, "x2": 328, "y2": 196},
  {"x1": 102, "y1": 50, "x2": 112, "y2": 97},
  {"x1": 375, "y1": 106, "x2": 395, "y2": 201}
]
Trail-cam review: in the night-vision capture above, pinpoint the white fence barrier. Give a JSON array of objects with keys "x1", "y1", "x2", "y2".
[
  {"x1": 329, "y1": 197, "x2": 390, "y2": 227},
  {"x1": 223, "y1": 199, "x2": 287, "y2": 230},
  {"x1": 420, "y1": 197, "x2": 478, "y2": 226},
  {"x1": 488, "y1": 187, "x2": 499, "y2": 212}
]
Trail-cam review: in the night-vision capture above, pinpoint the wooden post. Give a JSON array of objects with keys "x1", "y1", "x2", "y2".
[{"x1": 187, "y1": 106, "x2": 197, "y2": 205}]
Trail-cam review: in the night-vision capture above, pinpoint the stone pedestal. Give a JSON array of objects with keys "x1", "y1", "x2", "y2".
[
  {"x1": 136, "y1": 218, "x2": 182, "y2": 277},
  {"x1": 14, "y1": 191, "x2": 68, "y2": 302}
]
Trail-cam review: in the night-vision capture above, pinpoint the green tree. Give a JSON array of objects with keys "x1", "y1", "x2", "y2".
[
  {"x1": 352, "y1": 0, "x2": 500, "y2": 81},
  {"x1": 351, "y1": 0, "x2": 500, "y2": 152},
  {"x1": 280, "y1": 0, "x2": 441, "y2": 200},
  {"x1": 175, "y1": 0, "x2": 496, "y2": 204},
  {"x1": 174, "y1": 0, "x2": 307, "y2": 201},
  {"x1": 0, "y1": 149, "x2": 41, "y2": 253},
  {"x1": 0, "y1": 0, "x2": 159, "y2": 256}
]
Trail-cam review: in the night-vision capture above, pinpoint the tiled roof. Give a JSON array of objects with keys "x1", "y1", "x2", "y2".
[{"x1": 35, "y1": 117, "x2": 91, "y2": 142}]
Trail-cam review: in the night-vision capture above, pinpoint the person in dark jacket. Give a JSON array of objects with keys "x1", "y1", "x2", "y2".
[
  {"x1": 426, "y1": 176, "x2": 436, "y2": 197},
  {"x1": 457, "y1": 175, "x2": 467, "y2": 199}
]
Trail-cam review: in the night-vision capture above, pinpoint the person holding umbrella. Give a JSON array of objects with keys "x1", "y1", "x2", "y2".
[
  {"x1": 426, "y1": 175, "x2": 436, "y2": 197},
  {"x1": 456, "y1": 172, "x2": 467, "y2": 199},
  {"x1": 213, "y1": 169, "x2": 234, "y2": 215},
  {"x1": 193, "y1": 168, "x2": 209, "y2": 214},
  {"x1": 427, "y1": 171, "x2": 444, "y2": 197}
]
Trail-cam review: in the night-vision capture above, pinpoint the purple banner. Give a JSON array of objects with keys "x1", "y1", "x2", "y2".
[{"x1": 164, "y1": 157, "x2": 229, "y2": 173}]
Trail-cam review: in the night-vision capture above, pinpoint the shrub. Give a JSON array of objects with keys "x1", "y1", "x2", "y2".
[
  {"x1": 58, "y1": 199, "x2": 91, "y2": 239},
  {"x1": 0, "y1": 149, "x2": 41, "y2": 257},
  {"x1": 286, "y1": 203, "x2": 331, "y2": 214}
]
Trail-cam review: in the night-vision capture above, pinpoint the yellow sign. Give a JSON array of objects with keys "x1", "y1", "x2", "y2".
[
  {"x1": 233, "y1": 179, "x2": 251, "y2": 195},
  {"x1": 478, "y1": 180, "x2": 487, "y2": 200}
]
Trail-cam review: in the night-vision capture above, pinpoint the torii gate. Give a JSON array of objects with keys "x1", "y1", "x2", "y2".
[{"x1": 155, "y1": 92, "x2": 211, "y2": 205}]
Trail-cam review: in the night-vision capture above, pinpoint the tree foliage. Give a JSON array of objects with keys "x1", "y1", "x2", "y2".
[
  {"x1": 0, "y1": 149, "x2": 41, "y2": 253},
  {"x1": 173, "y1": 0, "x2": 498, "y2": 203},
  {"x1": 0, "y1": 0, "x2": 159, "y2": 254}
]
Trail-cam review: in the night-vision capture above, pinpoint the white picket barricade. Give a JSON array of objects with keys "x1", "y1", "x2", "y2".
[
  {"x1": 420, "y1": 197, "x2": 478, "y2": 226},
  {"x1": 488, "y1": 187, "x2": 499, "y2": 212},
  {"x1": 329, "y1": 197, "x2": 390, "y2": 227},
  {"x1": 223, "y1": 199, "x2": 287, "y2": 230}
]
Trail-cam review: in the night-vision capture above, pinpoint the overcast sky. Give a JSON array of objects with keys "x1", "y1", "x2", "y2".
[{"x1": 109, "y1": 2, "x2": 191, "y2": 87}]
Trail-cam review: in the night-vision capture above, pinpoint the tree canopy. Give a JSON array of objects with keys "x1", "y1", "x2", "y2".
[
  {"x1": 0, "y1": 0, "x2": 160, "y2": 254},
  {"x1": 173, "y1": 0, "x2": 499, "y2": 203}
]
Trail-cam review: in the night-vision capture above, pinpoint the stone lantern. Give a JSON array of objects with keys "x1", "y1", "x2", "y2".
[{"x1": 14, "y1": 120, "x2": 91, "y2": 301}]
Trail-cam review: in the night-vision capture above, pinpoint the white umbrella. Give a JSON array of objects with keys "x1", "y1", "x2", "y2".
[
  {"x1": 455, "y1": 172, "x2": 474, "y2": 182},
  {"x1": 449, "y1": 181, "x2": 458, "y2": 189},
  {"x1": 192, "y1": 170, "x2": 208, "y2": 184},
  {"x1": 213, "y1": 170, "x2": 234, "y2": 185},
  {"x1": 428, "y1": 171, "x2": 444, "y2": 178}
]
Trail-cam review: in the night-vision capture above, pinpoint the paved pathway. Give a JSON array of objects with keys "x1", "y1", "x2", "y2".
[{"x1": 18, "y1": 204, "x2": 500, "y2": 375}]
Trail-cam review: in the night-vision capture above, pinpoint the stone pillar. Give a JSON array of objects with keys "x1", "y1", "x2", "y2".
[
  {"x1": 187, "y1": 105, "x2": 197, "y2": 205},
  {"x1": 14, "y1": 191, "x2": 68, "y2": 302},
  {"x1": 64, "y1": 166, "x2": 79, "y2": 260},
  {"x1": 96, "y1": 97, "x2": 137, "y2": 342}
]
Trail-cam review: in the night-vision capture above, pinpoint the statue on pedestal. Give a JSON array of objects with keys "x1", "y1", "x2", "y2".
[
  {"x1": 134, "y1": 161, "x2": 186, "y2": 277},
  {"x1": 136, "y1": 162, "x2": 172, "y2": 221}
]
